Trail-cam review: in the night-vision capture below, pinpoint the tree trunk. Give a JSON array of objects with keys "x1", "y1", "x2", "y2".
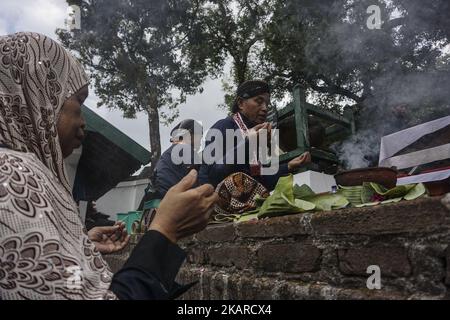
[
  {"x1": 235, "y1": 66, "x2": 245, "y2": 85},
  {"x1": 146, "y1": 95, "x2": 161, "y2": 173},
  {"x1": 234, "y1": 56, "x2": 248, "y2": 85}
]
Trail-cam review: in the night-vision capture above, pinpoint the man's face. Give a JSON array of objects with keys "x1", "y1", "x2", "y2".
[{"x1": 238, "y1": 93, "x2": 270, "y2": 124}]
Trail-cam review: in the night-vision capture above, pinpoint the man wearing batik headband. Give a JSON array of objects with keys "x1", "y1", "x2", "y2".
[{"x1": 198, "y1": 80, "x2": 311, "y2": 217}]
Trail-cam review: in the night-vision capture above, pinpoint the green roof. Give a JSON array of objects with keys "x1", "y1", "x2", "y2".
[{"x1": 82, "y1": 105, "x2": 151, "y2": 164}]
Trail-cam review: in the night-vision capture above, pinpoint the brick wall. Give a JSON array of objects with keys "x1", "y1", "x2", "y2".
[{"x1": 104, "y1": 195, "x2": 450, "y2": 300}]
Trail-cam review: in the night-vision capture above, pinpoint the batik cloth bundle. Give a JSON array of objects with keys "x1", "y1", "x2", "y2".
[{"x1": 212, "y1": 172, "x2": 269, "y2": 223}]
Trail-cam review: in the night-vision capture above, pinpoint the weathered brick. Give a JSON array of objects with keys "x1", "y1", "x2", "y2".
[
  {"x1": 185, "y1": 247, "x2": 207, "y2": 265},
  {"x1": 177, "y1": 267, "x2": 210, "y2": 299},
  {"x1": 311, "y1": 197, "x2": 449, "y2": 235},
  {"x1": 408, "y1": 245, "x2": 446, "y2": 281},
  {"x1": 279, "y1": 282, "x2": 409, "y2": 300},
  {"x1": 441, "y1": 193, "x2": 450, "y2": 211},
  {"x1": 277, "y1": 281, "x2": 312, "y2": 300},
  {"x1": 209, "y1": 272, "x2": 227, "y2": 299},
  {"x1": 104, "y1": 256, "x2": 126, "y2": 274},
  {"x1": 208, "y1": 245, "x2": 252, "y2": 269},
  {"x1": 175, "y1": 269, "x2": 197, "y2": 299},
  {"x1": 103, "y1": 243, "x2": 137, "y2": 273},
  {"x1": 308, "y1": 284, "x2": 340, "y2": 300},
  {"x1": 239, "y1": 277, "x2": 277, "y2": 299},
  {"x1": 195, "y1": 223, "x2": 236, "y2": 243},
  {"x1": 236, "y1": 214, "x2": 309, "y2": 238},
  {"x1": 336, "y1": 288, "x2": 407, "y2": 300},
  {"x1": 446, "y1": 246, "x2": 450, "y2": 286},
  {"x1": 256, "y1": 243, "x2": 321, "y2": 273},
  {"x1": 178, "y1": 235, "x2": 196, "y2": 247},
  {"x1": 338, "y1": 247, "x2": 411, "y2": 277},
  {"x1": 105, "y1": 196, "x2": 450, "y2": 300}
]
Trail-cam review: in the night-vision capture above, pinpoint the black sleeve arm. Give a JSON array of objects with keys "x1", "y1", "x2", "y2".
[{"x1": 109, "y1": 230, "x2": 190, "y2": 300}]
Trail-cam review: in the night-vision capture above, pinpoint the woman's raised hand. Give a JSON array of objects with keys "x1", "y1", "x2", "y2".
[{"x1": 149, "y1": 170, "x2": 218, "y2": 243}]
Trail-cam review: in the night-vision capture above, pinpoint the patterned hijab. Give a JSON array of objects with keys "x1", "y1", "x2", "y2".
[
  {"x1": 0, "y1": 33, "x2": 115, "y2": 300},
  {"x1": 0, "y1": 32, "x2": 88, "y2": 190}
]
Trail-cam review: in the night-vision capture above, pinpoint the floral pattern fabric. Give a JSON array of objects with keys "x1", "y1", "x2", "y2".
[{"x1": 0, "y1": 32, "x2": 115, "y2": 300}]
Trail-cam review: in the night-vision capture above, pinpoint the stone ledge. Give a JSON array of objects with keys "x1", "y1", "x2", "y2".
[
  {"x1": 208, "y1": 245, "x2": 252, "y2": 269},
  {"x1": 105, "y1": 196, "x2": 450, "y2": 299},
  {"x1": 256, "y1": 243, "x2": 321, "y2": 273},
  {"x1": 236, "y1": 214, "x2": 311, "y2": 238},
  {"x1": 338, "y1": 247, "x2": 411, "y2": 277},
  {"x1": 176, "y1": 267, "x2": 430, "y2": 300},
  {"x1": 309, "y1": 196, "x2": 450, "y2": 235},
  {"x1": 195, "y1": 223, "x2": 237, "y2": 243},
  {"x1": 446, "y1": 246, "x2": 450, "y2": 286}
]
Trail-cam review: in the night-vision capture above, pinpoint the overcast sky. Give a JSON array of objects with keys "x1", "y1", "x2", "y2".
[{"x1": 0, "y1": 0, "x2": 228, "y2": 154}]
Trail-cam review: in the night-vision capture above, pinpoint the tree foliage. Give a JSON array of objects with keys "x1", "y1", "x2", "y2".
[
  {"x1": 57, "y1": 0, "x2": 209, "y2": 168},
  {"x1": 58, "y1": 0, "x2": 450, "y2": 169},
  {"x1": 262, "y1": 0, "x2": 450, "y2": 120},
  {"x1": 191, "y1": 0, "x2": 449, "y2": 123}
]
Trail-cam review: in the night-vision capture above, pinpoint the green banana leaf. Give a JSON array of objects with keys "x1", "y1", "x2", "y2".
[
  {"x1": 277, "y1": 175, "x2": 295, "y2": 200},
  {"x1": 253, "y1": 194, "x2": 267, "y2": 207},
  {"x1": 293, "y1": 184, "x2": 315, "y2": 199},
  {"x1": 369, "y1": 182, "x2": 416, "y2": 199},
  {"x1": 339, "y1": 185, "x2": 365, "y2": 205},
  {"x1": 256, "y1": 175, "x2": 316, "y2": 218},
  {"x1": 355, "y1": 197, "x2": 402, "y2": 207},
  {"x1": 404, "y1": 183, "x2": 426, "y2": 200},
  {"x1": 355, "y1": 201, "x2": 381, "y2": 208},
  {"x1": 256, "y1": 190, "x2": 304, "y2": 218},
  {"x1": 303, "y1": 192, "x2": 349, "y2": 211},
  {"x1": 380, "y1": 197, "x2": 403, "y2": 204},
  {"x1": 282, "y1": 193, "x2": 316, "y2": 211},
  {"x1": 235, "y1": 175, "x2": 427, "y2": 223},
  {"x1": 213, "y1": 213, "x2": 240, "y2": 223},
  {"x1": 236, "y1": 212, "x2": 259, "y2": 222},
  {"x1": 361, "y1": 183, "x2": 376, "y2": 203}
]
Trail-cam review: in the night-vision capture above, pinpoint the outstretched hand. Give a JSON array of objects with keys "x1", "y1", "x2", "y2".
[
  {"x1": 288, "y1": 151, "x2": 312, "y2": 172},
  {"x1": 247, "y1": 122, "x2": 272, "y2": 150},
  {"x1": 88, "y1": 221, "x2": 131, "y2": 254}
]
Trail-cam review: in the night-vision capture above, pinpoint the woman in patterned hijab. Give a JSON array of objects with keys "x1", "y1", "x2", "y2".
[
  {"x1": 0, "y1": 31, "x2": 120, "y2": 299},
  {"x1": 0, "y1": 32, "x2": 217, "y2": 299}
]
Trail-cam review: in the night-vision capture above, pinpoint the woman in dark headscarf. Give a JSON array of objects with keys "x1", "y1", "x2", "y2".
[{"x1": 0, "y1": 32, "x2": 217, "y2": 299}]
